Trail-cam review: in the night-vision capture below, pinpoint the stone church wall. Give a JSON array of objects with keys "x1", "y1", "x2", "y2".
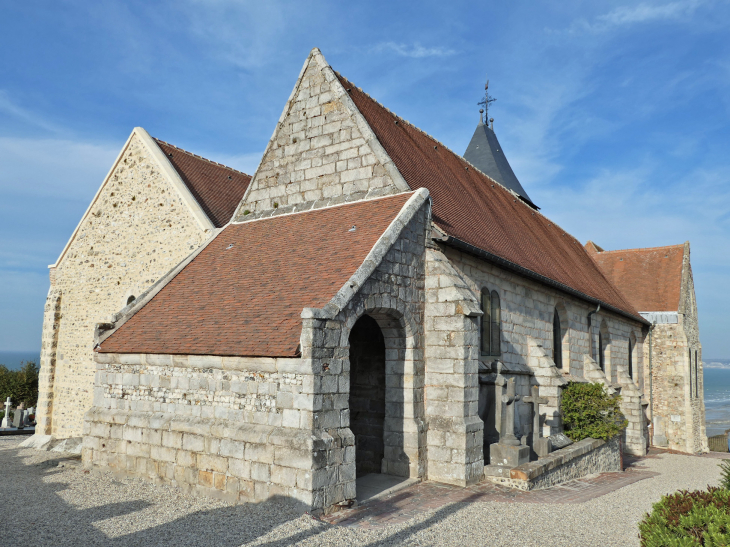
[
  {"x1": 39, "y1": 133, "x2": 210, "y2": 438},
  {"x1": 437, "y1": 244, "x2": 647, "y2": 453},
  {"x1": 646, "y1": 257, "x2": 707, "y2": 453}
]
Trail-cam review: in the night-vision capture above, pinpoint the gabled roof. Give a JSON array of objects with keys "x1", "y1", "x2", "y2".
[
  {"x1": 335, "y1": 72, "x2": 645, "y2": 323},
  {"x1": 464, "y1": 121, "x2": 536, "y2": 208},
  {"x1": 154, "y1": 139, "x2": 251, "y2": 227},
  {"x1": 98, "y1": 192, "x2": 416, "y2": 357},
  {"x1": 586, "y1": 243, "x2": 685, "y2": 312}
]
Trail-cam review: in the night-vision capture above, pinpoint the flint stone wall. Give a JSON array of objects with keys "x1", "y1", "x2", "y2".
[
  {"x1": 39, "y1": 134, "x2": 210, "y2": 438},
  {"x1": 486, "y1": 436, "x2": 621, "y2": 490}
]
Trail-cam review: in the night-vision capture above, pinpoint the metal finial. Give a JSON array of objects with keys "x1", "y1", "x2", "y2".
[
  {"x1": 479, "y1": 108, "x2": 484, "y2": 123},
  {"x1": 477, "y1": 77, "x2": 497, "y2": 123}
]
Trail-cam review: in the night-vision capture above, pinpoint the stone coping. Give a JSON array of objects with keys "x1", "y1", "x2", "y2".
[
  {"x1": 484, "y1": 437, "x2": 607, "y2": 483},
  {"x1": 94, "y1": 353, "x2": 305, "y2": 374},
  {"x1": 84, "y1": 409, "x2": 330, "y2": 450}
]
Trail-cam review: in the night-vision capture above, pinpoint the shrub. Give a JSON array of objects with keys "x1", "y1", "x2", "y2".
[
  {"x1": 560, "y1": 381, "x2": 627, "y2": 442},
  {"x1": 720, "y1": 460, "x2": 730, "y2": 491},
  {"x1": 0, "y1": 361, "x2": 40, "y2": 408},
  {"x1": 639, "y1": 488, "x2": 730, "y2": 546}
]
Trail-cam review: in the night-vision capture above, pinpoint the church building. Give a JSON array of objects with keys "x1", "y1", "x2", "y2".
[{"x1": 33, "y1": 48, "x2": 705, "y2": 514}]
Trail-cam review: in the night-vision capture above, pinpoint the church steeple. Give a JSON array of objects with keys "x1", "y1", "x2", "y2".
[{"x1": 464, "y1": 79, "x2": 537, "y2": 209}]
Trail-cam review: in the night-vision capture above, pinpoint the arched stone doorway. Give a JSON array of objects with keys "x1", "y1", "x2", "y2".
[{"x1": 348, "y1": 314, "x2": 387, "y2": 477}]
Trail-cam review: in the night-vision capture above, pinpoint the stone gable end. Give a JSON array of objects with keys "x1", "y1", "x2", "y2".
[
  {"x1": 234, "y1": 50, "x2": 406, "y2": 220},
  {"x1": 38, "y1": 132, "x2": 211, "y2": 438}
]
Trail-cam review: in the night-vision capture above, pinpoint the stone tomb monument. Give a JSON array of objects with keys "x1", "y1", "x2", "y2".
[
  {"x1": 489, "y1": 377, "x2": 530, "y2": 466},
  {"x1": 524, "y1": 385, "x2": 551, "y2": 458}
]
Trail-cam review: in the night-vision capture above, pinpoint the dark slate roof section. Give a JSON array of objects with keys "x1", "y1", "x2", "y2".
[
  {"x1": 154, "y1": 139, "x2": 252, "y2": 228},
  {"x1": 98, "y1": 192, "x2": 414, "y2": 357},
  {"x1": 336, "y1": 72, "x2": 646, "y2": 324},
  {"x1": 464, "y1": 122, "x2": 536, "y2": 208}
]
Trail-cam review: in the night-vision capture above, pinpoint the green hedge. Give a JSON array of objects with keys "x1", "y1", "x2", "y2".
[
  {"x1": 560, "y1": 381, "x2": 627, "y2": 442},
  {"x1": 0, "y1": 361, "x2": 39, "y2": 410},
  {"x1": 639, "y1": 487, "x2": 730, "y2": 546}
]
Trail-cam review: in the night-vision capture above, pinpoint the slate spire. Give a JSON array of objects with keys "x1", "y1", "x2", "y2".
[{"x1": 464, "y1": 81, "x2": 537, "y2": 209}]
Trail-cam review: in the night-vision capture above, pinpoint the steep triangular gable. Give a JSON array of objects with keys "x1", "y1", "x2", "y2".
[
  {"x1": 232, "y1": 48, "x2": 410, "y2": 221},
  {"x1": 51, "y1": 128, "x2": 216, "y2": 268}
]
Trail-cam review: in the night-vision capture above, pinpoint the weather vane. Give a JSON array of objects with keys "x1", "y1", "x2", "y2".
[{"x1": 477, "y1": 77, "x2": 496, "y2": 124}]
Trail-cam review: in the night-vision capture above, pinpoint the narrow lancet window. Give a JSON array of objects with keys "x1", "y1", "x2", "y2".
[
  {"x1": 552, "y1": 309, "x2": 562, "y2": 368},
  {"x1": 481, "y1": 290, "x2": 491, "y2": 356},
  {"x1": 598, "y1": 332, "x2": 604, "y2": 371},
  {"x1": 490, "y1": 290, "x2": 501, "y2": 356},
  {"x1": 628, "y1": 339, "x2": 633, "y2": 379}
]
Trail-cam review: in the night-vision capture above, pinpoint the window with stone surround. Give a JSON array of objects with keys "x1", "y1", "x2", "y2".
[
  {"x1": 552, "y1": 309, "x2": 563, "y2": 368},
  {"x1": 628, "y1": 333, "x2": 635, "y2": 380},
  {"x1": 695, "y1": 350, "x2": 699, "y2": 398},
  {"x1": 689, "y1": 348, "x2": 694, "y2": 399},
  {"x1": 480, "y1": 289, "x2": 501, "y2": 357}
]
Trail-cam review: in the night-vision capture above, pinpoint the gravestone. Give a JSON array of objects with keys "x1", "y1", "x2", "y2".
[
  {"x1": 1, "y1": 397, "x2": 11, "y2": 428},
  {"x1": 524, "y1": 385, "x2": 551, "y2": 458},
  {"x1": 489, "y1": 377, "x2": 530, "y2": 467},
  {"x1": 12, "y1": 409, "x2": 25, "y2": 429},
  {"x1": 549, "y1": 433, "x2": 573, "y2": 450}
]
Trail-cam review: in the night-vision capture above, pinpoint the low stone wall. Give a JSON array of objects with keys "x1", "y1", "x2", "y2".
[{"x1": 484, "y1": 436, "x2": 621, "y2": 490}]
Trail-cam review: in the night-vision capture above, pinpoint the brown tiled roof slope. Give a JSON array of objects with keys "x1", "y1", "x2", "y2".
[
  {"x1": 336, "y1": 73, "x2": 643, "y2": 321},
  {"x1": 586, "y1": 243, "x2": 684, "y2": 312},
  {"x1": 154, "y1": 139, "x2": 251, "y2": 227},
  {"x1": 99, "y1": 192, "x2": 414, "y2": 357}
]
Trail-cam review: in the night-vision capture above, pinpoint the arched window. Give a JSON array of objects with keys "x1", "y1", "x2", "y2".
[
  {"x1": 491, "y1": 291, "x2": 501, "y2": 356},
  {"x1": 552, "y1": 309, "x2": 562, "y2": 368},
  {"x1": 127, "y1": 295, "x2": 136, "y2": 306},
  {"x1": 689, "y1": 348, "x2": 694, "y2": 399},
  {"x1": 695, "y1": 350, "x2": 699, "y2": 398},
  {"x1": 628, "y1": 338, "x2": 633, "y2": 380},
  {"x1": 480, "y1": 289, "x2": 501, "y2": 357},
  {"x1": 598, "y1": 332, "x2": 604, "y2": 371},
  {"x1": 480, "y1": 290, "x2": 491, "y2": 356}
]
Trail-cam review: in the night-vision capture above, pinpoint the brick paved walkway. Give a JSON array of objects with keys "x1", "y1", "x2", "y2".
[{"x1": 322, "y1": 461, "x2": 660, "y2": 528}]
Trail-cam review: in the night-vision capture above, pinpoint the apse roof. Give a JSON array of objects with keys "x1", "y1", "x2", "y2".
[{"x1": 587, "y1": 242, "x2": 685, "y2": 313}]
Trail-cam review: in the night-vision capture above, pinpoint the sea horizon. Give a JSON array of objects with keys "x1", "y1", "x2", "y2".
[{"x1": 0, "y1": 350, "x2": 41, "y2": 371}]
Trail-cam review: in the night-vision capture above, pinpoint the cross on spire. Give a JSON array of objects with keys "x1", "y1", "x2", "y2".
[{"x1": 477, "y1": 78, "x2": 496, "y2": 124}]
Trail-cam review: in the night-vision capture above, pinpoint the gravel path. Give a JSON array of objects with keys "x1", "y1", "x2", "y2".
[{"x1": 0, "y1": 437, "x2": 724, "y2": 546}]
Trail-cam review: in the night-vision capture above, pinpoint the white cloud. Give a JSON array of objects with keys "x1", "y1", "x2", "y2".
[
  {"x1": 372, "y1": 42, "x2": 456, "y2": 58},
  {"x1": 568, "y1": 0, "x2": 705, "y2": 33},
  {"x1": 0, "y1": 90, "x2": 62, "y2": 134},
  {"x1": 0, "y1": 136, "x2": 121, "y2": 200}
]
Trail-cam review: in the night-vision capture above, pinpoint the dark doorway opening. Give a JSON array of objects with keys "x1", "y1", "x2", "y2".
[{"x1": 349, "y1": 314, "x2": 386, "y2": 478}]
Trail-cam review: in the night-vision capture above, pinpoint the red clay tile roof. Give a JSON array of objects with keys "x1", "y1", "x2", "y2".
[
  {"x1": 336, "y1": 73, "x2": 643, "y2": 322},
  {"x1": 154, "y1": 139, "x2": 251, "y2": 227},
  {"x1": 586, "y1": 243, "x2": 685, "y2": 312},
  {"x1": 99, "y1": 192, "x2": 414, "y2": 357}
]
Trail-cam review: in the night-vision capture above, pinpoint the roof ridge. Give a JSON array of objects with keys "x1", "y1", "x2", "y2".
[
  {"x1": 334, "y1": 72, "x2": 581, "y2": 245},
  {"x1": 595, "y1": 243, "x2": 685, "y2": 254},
  {"x1": 153, "y1": 138, "x2": 251, "y2": 177},
  {"x1": 230, "y1": 191, "x2": 415, "y2": 225}
]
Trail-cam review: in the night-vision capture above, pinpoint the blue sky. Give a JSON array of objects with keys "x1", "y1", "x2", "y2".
[{"x1": 1, "y1": 0, "x2": 729, "y2": 356}]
